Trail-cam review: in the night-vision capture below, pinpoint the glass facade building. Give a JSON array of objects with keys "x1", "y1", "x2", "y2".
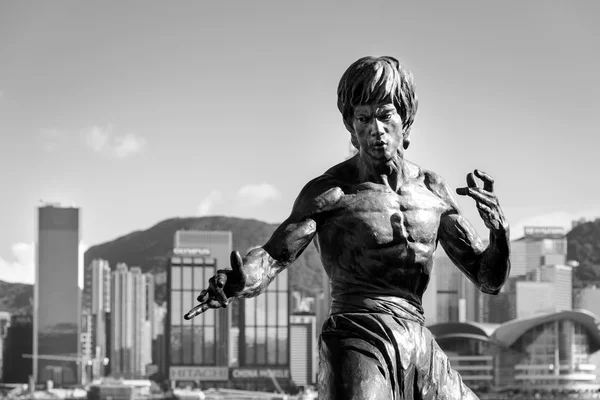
[
  {"x1": 507, "y1": 319, "x2": 594, "y2": 388},
  {"x1": 169, "y1": 256, "x2": 218, "y2": 366},
  {"x1": 232, "y1": 268, "x2": 291, "y2": 392},
  {"x1": 240, "y1": 269, "x2": 288, "y2": 367},
  {"x1": 429, "y1": 310, "x2": 600, "y2": 394},
  {"x1": 34, "y1": 205, "x2": 80, "y2": 384},
  {"x1": 166, "y1": 231, "x2": 232, "y2": 386}
]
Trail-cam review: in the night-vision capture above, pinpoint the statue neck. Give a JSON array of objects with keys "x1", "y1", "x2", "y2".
[{"x1": 357, "y1": 151, "x2": 406, "y2": 191}]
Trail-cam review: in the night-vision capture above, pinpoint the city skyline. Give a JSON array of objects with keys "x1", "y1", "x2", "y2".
[{"x1": 1, "y1": 1, "x2": 600, "y2": 284}]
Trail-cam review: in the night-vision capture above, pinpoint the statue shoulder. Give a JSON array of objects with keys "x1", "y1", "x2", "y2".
[
  {"x1": 421, "y1": 168, "x2": 459, "y2": 212},
  {"x1": 292, "y1": 174, "x2": 344, "y2": 219}
]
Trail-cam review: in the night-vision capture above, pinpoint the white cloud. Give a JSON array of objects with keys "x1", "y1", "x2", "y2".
[
  {"x1": 84, "y1": 125, "x2": 146, "y2": 158},
  {"x1": 511, "y1": 208, "x2": 600, "y2": 239},
  {"x1": 236, "y1": 183, "x2": 282, "y2": 207},
  {"x1": 113, "y1": 133, "x2": 147, "y2": 158},
  {"x1": 40, "y1": 128, "x2": 66, "y2": 152},
  {"x1": 85, "y1": 125, "x2": 110, "y2": 152},
  {"x1": 0, "y1": 242, "x2": 35, "y2": 284},
  {"x1": 0, "y1": 241, "x2": 90, "y2": 286},
  {"x1": 197, "y1": 190, "x2": 223, "y2": 216}
]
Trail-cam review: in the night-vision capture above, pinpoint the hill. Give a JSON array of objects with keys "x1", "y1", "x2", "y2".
[
  {"x1": 3, "y1": 217, "x2": 596, "y2": 314},
  {"x1": 567, "y1": 218, "x2": 600, "y2": 288},
  {"x1": 83, "y1": 216, "x2": 325, "y2": 304},
  {"x1": 0, "y1": 280, "x2": 33, "y2": 314}
]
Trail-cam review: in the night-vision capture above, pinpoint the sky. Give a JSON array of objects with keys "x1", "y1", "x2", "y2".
[{"x1": 0, "y1": 1, "x2": 599, "y2": 284}]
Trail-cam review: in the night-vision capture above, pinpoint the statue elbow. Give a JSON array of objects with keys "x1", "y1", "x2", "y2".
[{"x1": 481, "y1": 286, "x2": 502, "y2": 296}]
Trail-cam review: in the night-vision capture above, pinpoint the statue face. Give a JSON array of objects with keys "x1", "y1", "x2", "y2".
[{"x1": 351, "y1": 102, "x2": 404, "y2": 161}]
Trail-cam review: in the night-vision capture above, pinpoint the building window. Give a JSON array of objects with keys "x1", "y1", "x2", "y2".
[
  {"x1": 242, "y1": 269, "x2": 289, "y2": 366},
  {"x1": 169, "y1": 258, "x2": 217, "y2": 366}
]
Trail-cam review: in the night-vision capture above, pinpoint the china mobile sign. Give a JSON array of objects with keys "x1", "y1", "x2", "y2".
[
  {"x1": 169, "y1": 366, "x2": 229, "y2": 381},
  {"x1": 231, "y1": 368, "x2": 290, "y2": 380}
]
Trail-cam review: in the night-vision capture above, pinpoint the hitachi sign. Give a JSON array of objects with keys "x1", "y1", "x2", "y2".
[
  {"x1": 169, "y1": 366, "x2": 228, "y2": 381},
  {"x1": 173, "y1": 248, "x2": 211, "y2": 256}
]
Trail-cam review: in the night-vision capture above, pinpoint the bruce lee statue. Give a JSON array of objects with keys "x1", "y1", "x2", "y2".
[{"x1": 185, "y1": 56, "x2": 511, "y2": 400}]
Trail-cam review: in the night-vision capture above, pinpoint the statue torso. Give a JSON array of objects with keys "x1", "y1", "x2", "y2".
[{"x1": 314, "y1": 161, "x2": 451, "y2": 309}]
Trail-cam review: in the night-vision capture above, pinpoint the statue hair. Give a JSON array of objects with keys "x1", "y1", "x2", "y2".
[{"x1": 337, "y1": 56, "x2": 419, "y2": 148}]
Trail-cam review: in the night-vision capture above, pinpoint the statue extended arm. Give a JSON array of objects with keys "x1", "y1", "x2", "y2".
[
  {"x1": 431, "y1": 170, "x2": 511, "y2": 295},
  {"x1": 185, "y1": 176, "x2": 342, "y2": 319},
  {"x1": 233, "y1": 177, "x2": 343, "y2": 298}
]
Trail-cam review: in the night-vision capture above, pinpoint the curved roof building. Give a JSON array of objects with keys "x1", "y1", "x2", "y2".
[{"x1": 428, "y1": 309, "x2": 600, "y2": 392}]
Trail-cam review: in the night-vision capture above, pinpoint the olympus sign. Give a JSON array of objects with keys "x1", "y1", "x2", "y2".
[{"x1": 173, "y1": 248, "x2": 211, "y2": 256}]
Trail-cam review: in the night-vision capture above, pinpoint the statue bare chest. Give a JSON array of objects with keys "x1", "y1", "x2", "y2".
[{"x1": 319, "y1": 182, "x2": 448, "y2": 249}]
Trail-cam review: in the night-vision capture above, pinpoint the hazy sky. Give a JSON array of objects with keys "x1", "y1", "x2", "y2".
[{"x1": 1, "y1": 1, "x2": 599, "y2": 284}]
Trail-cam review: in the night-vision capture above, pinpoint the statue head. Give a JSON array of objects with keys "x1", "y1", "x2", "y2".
[{"x1": 337, "y1": 56, "x2": 418, "y2": 151}]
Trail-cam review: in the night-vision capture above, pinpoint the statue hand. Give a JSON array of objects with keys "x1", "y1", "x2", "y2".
[
  {"x1": 184, "y1": 250, "x2": 246, "y2": 320},
  {"x1": 456, "y1": 169, "x2": 508, "y2": 233}
]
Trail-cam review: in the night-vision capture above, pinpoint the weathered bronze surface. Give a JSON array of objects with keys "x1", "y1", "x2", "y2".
[{"x1": 185, "y1": 56, "x2": 511, "y2": 399}]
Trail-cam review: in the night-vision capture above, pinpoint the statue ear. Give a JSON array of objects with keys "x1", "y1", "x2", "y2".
[{"x1": 403, "y1": 130, "x2": 411, "y2": 150}]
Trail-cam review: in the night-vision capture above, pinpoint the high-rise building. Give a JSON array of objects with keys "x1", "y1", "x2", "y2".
[
  {"x1": 2, "y1": 314, "x2": 33, "y2": 384},
  {"x1": 537, "y1": 264, "x2": 573, "y2": 312},
  {"x1": 110, "y1": 263, "x2": 131, "y2": 377},
  {"x1": 422, "y1": 246, "x2": 481, "y2": 326},
  {"x1": 574, "y1": 286, "x2": 600, "y2": 382},
  {"x1": 110, "y1": 264, "x2": 153, "y2": 378},
  {"x1": 485, "y1": 263, "x2": 574, "y2": 324},
  {"x1": 0, "y1": 311, "x2": 10, "y2": 381},
  {"x1": 167, "y1": 230, "x2": 232, "y2": 387},
  {"x1": 34, "y1": 205, "x2": 81, "y2": 384},
  {"x1": 478, "y1": 227, "x2": 570, "y2": 324},
  {"x1": 512, "y1": 226, "x2": 567, "y2": 278},
  {"x1": 151, "y1": 303, "x2": 167, "y2": 377},
  {"x1": 83, "y1": 259, "x2": 111, "y2": 379}
]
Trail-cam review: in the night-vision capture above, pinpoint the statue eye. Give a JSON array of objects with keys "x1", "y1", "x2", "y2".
[{"x1": 357, "y1": 116, "x2": 369, "y2": 123}]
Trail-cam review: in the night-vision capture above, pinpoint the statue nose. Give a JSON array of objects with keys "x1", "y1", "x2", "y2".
[{"x1": 370, "y1": 119, "x2": 385, "y2": 136}]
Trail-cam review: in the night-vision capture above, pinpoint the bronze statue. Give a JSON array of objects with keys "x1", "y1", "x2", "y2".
[{"x1": 185, "y1": 56, "x2": 511, "y2": 399}]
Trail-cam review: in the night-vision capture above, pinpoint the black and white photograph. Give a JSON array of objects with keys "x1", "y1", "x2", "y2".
[{"x1": 0, "y1": 1, "x2": 599, "y2": 399}]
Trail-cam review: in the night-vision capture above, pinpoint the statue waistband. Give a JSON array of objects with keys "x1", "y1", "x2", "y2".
[{"x1": 330, "y1": 293, "x2": 425, "y2": 325}]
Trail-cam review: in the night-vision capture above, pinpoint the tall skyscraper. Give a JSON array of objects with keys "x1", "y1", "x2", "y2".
[
  {"x1": 110, "y1": 264, "x2": 153, "y2": 379},
  {"x1": 83, "y1": 259, "x2": 111, "y2": 379},
  {"x1": 34, "y1": 205, "x2": 81, "y2": 384}
]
